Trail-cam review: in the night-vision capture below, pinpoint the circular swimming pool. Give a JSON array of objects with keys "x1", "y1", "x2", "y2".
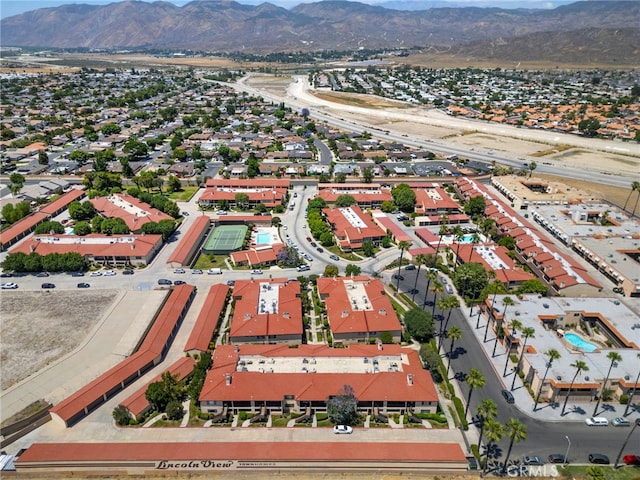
[{"x1": 564, "y1": 333, "x2": 598, "y2": 353}]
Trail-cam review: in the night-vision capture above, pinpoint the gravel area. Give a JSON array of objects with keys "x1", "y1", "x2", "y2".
[{"x1": 0, "y1": 290, "x2": 118, "y2": 391}]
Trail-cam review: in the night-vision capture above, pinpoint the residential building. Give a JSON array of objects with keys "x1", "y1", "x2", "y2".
[
  {"x1": 198, "y1": 179, "x2": 290, "y2": 210},
  {"x1": 90, "y1": 193, "x2": 173, "y2": 233},
  {"x1": 316, "y1": 183, "x2": 392, "y2": 208},
  {"x1": 322, "y1": 205, "x2": 386, "y2": 251}
]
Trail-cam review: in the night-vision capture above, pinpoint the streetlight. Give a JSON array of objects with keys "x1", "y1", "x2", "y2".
[
  {"x1": 563, "y1": 435, "x2": 571, "y2": 468},
  {"x1": 614, "y1": 418, "x2": 640, "y2": 469}
]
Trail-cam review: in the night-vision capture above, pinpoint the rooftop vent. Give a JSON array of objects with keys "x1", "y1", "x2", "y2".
[
  {"x1": 225, "y1": 373, "x2": 232, "y2": 386},
  {"x1": 407, "y1": 374, "x2": 413, "y2": 386}
]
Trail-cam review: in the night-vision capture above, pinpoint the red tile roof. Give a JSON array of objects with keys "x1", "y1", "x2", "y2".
[
  {"x1": 206, "y1": 178, "x2": 291, "y2": 188},
  {"x1": 39, "y1": 188, "x2": 86, "y2": 215},
  {"x1": 166, "y1": 216, "x2": 210, "y2": 265},
  {"x1": 0, "y1": 212, "x2": 48, "y2": 249},
  {"x1": 90, "y1": 194, "x2": 172, "y2": 232},
  {"x1": 184, "y1": 284, "x2": 229, "y2": 353},
  {"x1": 229, "y1": 278, "x2": 302, "y2": 341},
  {"x1": 317, "y1": 276, "x2": 402, "y2": 336},
  {"x1": 322, "y1": 206, "x2": 386, "y2": 248},
  {"x1": 374, "y1": 215, "x2": 412, "y2": 243}
]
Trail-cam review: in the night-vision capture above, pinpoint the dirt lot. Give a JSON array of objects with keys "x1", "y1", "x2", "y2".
[{"x1": 0, "y1": 290, "x2": 118, "y2": 391}]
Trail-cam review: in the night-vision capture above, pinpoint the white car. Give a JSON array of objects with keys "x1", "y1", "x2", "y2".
[
  {"x1": 333, "y1": 425, "x2": 353, "y2": 434},
  {"x1": 174, "y1": 268, "x2": 186, "y2": 274},
  {"x1": 89, "y1": 271, "x2": 102, "y2": 277},
  {"x1": 251, "y1": 269, "x2": 263, "y2": 275},
  {"x1": 1, "y1": 282, "x2": 18, "y2": 289},
  {"x1": 584, "y1": 417, "x2": 609, "y2": 426},
  {"x1": 103, "y1": 270, "x2": 116, "y2": 276}
]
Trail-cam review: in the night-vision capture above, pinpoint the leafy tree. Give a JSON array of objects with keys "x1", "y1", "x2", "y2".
[
  {"x1": 362, "y1": 240, "x2": 375, "y2": 257},
  {"x1": 119, "y1": 158, "x2": 133, "y2": 177},
  {"x1": 344, "y1": 264, "x2": 361, "y2": 276},
  {"x1": 69, "y1": 149, "x2": 90, "y2": 164},
  {"x1": 403, "y1": 307, "x2": 434, "y2": 343},
  {"x1": 327, "y1": 384, "x2": 358, "y2": 426},
  {"x1": 165, "y1": 400, "x2": 184, "y2": 421},
  {"x1": 335, "y1": 194, "x2": 356, "y2": 207},
  {"x1": 167, "y1": 175, "x2": 182, "y2": 193},
  {"x1": 38, "y1": 149, "x2": 49, "y2": 165},
  {"x1": 307, "y1": 197, "x2": 327, "y2": 211},
  {"x1": 324, "y1": 264, "x2": 339, "y2": 277},
  {"x1": 68, "y1": 201, "x2": 96, "y2": 221},
  {"x1": 419, "y1": 344, "x2": 443, "y2": 383},
  {"x1": 578, "y1": 117, "x2": 601, "y2": 137},
  {"x1": 391, "y1": 183, "x2": 416, "y2": 212},
  {"x1": 277, "y1": 246, "x2": 301, "y2": 267},
  {"x1": 35, "y1": 221, "x2": 65, "y2": 234},
  {"x1": 271, "y1": 216, "x2": 281, "y2": 227},
  {"x1": 172, "y1": 148, "x2": 187, "y2": 161},
  {"x1": 362, "y1": 165, "x2": 374, "y2": 183},
  {"x1": 516, "y1": 279, "x2": 547, "y2": 295},
  {"x1": 335, "y1": 172, "x2": 347, "y2": 183},
  {"x1": 145, "y1": 371, "x2": 184, "y2": 413},
  {"x1": 112, "y1": 405, "x2": 132, "y2": 426},
  {"x1": 247, "y1": 154, "x2": 260, "y2": 178},
  {"x1": 9, "y1": 173, "x2": 25, "y2": 197},
  {"x1": 74, "y1": 221, "x2": 91, "y2": 236},
  {"x1": 381, "y1": 200, "x2": 395, "y2": 213},
  {"x1": 100, "y1": 123, "x2": 121, "y2": 135},
  {"x1": 379, "y1": 331, "x2": 393, "y2": 344},
  {"x1": 497, "y1": 236, "x2": 515, "y2": 250},
  {"x1": 123, "y1": 138, "x2": 148, "y2": 159},
  {"x1": 100, "y1": 218, "x2": 130, "y2": 235},
  {"x1": 319, "y1": 232, "x2": 334, "y2": 246},
  {"x1": 235, "y1": 193, "x2": 250, "y2": 210},
  {"x1": 464, "y1": 196, "x2": 486, "y2": 218},
  {"x1": 453, "y1": 262, "x2": 488, "y2": 301}
]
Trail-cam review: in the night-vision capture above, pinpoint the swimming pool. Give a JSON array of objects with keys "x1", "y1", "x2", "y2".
[
  {"x1": 256, "y1": 233, "x2": 271, "y2": 244},
  {"x1": 564, "y1": 333, "x2": 598, "y2": 353},
  {"x1": 443, "y1": 233, "x2": 480, "y2": 244}
]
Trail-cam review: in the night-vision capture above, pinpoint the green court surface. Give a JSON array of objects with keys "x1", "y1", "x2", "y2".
[{"x1": 203, "y1": 225, "x2": 247, "y2": 254}]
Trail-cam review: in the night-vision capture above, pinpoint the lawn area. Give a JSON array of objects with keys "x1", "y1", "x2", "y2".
[
  {"x1": 168, "y1": 186, "x2": 199, "y2": 202},
  {"x1": 325, "y1": 245, "x2": 361, "y2": 262},
  {"x1": 559, "y1": 465, "x2": 639, "y2": 480},
  {"x1": 192, "y1": 253, "x2": 228, "y2": 270}
]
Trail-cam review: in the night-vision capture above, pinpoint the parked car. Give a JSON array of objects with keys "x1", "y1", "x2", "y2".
[
  {"x1": 393, "y1": 274, "x2": 405, "y2": 281},
  {"x1": 623, "y1": 455, "x2": 640, "y2": 466},
  {"x1": 304, "y1": 254, "x2": 313, "y2": 262},
  {"x1": 251, "y1": 269, "x2": 263, "y2": 275},
  {"x1": 191, "y1": 269, "x2": 203, "y2": 275},
  {"x1": 547, "y1": 454, "x2": 567, "y2": 464},
  {"x1": 157, "y1": 279, "x2": 172, "y2": 285},
  {"x1": 0, "y1": 272, "x2": 13, "y2": 278},
  {"x1": 174, "y1": 280, "x2": 186, "y2": 285},
  {"x1": 70, "y1": 271, "x2": 85, "y2": 277},
  {"x1": 585, "y1": 417, "x2": 609, "y2": 426},
  {"x1": 41, "y1": 283, "x2": 56, "y2": 289},
  {"x1": 103, "y1": 270, "x2": 116, "y2": 276},
  {"x1": 523, "y1": 456, "x2": 544, "y2": 466},
  {"x1": 1, "y1": 282, "x2": 18, "y2": 289},
  {"x1": 310, "y1": 242, "x2": 317, "y2": 247},
  {"x1": 306, "y1": 236, "x2": 312, "y2": 242},
  {"x1": 226, "y1": 280, "x2": 235, "y2": 287},
  {"x1": 588, "y1": 454, "x2": 610, "y2": 465},
  {"x1": 405, "y1": 264, "x2": 416, "y2": 270},
  {"x1": 36, "y1": 272, "x2": 50, "y2": 277},
  {"x1": 174, "y1": 268, "x2": 186, "y2": 274},
  {"x1": 181, "y1": 211, "x2": 190, "y2": 216},
  {"x1": 501, "y1": 389, "x2": 515, "y2": 404},
  {"x1": 613, "y1": 417, "x2": 630, "y2": 427},
  {"x1": 408, "y1": 288, "x2": 419, "y2": 295},
  {"x1": 207, "y1": 268, "x2": 223, "y2": 275},
  {"x1": 77, "y1": 283, "x2": 90, "y2": 288},
  {"x1": 90, "y1": 271, "x2": 102, "y2": 277},
  {"x1": 122, "y1": 269, "x2": 134, "y2": 275},
  {"x1": 296, "y1": 265, "x2": 311, "y2": 272},
  {"x1": 333, "y1": 425, "x2": 353, "y2": 434},
  {"x1": 317, "y1": 247, "x2": 324, "y2": 253},
  {"x1": 329, "y1": 254, "x2": 340, "y2": 261}
]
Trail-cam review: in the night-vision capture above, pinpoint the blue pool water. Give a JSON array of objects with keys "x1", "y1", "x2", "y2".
[
  {"x1": 257, "y1": 233, "x2": 271, "y2": 244},
  {"x1": 564, "y1": 333, "x2": 598, "y2": 352}
]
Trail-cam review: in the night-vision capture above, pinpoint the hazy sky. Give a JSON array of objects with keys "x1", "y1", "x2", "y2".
[{"x1": 0, "y1": 0, "x2": 573, "y2": 20}]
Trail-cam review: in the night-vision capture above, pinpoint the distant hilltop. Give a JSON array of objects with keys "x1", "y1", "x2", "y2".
[{"x1": 1, "y1": 0, "x2": 639, "y2": 63}]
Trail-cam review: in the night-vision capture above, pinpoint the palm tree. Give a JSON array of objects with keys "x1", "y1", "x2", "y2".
[
  {"x1": 476, "y1": 399, "x2": 498, "y2": 454},
  {"x1": 593, "y1": 351, "x2": 622, "y2": 416},
  {"x1": 395, "y1": 240, "x2": 412, "y2": 290},
  {"x1": 528, "y1": 161, "x2": 537, "y2": 178},
  {"x1": 503, "y1": 418, "x2": 527, "y2": 467},
  {"x1": 623, "y1": 353, "x2": 640, "y2": 416},
  {"x1": 502, "y1": 319, "x2": 522, "y2": 376},
  {"x1": 446, "y1": 326, "x2": 462, "y2": 376},
  {"x1": 464, "y1": 368, "x2": 486, "y2": 417},
  {"x1": 622, "y1": 180, "x2": 640, "y2": 213},
  {"x1": 633, "y1": 181, "x2": 640, "y2": 218},
  {"x1": 451, "y1": 225, "x2": 464, "y2": 272},
  {"x1": 478, "y1": 272, "x2": 497, "y2": 329},
  {"x1": 534, "y1": 349, "x2": 561, "y2": 411},
  {"x1": 482, "y1": 418, "x2": 504, "y2": 473},
  {"x1": 434, "y1": 221, "x2": 449, "y2": 262},
  {"x1": 511, "y1": 327, "x2": 535, "y2": 390},
  {"x1": 411, "y1": 253, "x2": 429, "y2": 303},
  {"x1": 430, "y1": 280, "x2": 444, "y2": 320},
  {"x1": 468, "y1": 232, "x2": 481, "y2": 263},
  {"x1": 493, "y1": 296, "x2": 514, "y2": 358},
  {"x1": 562, "y1": 360, "x2": 589, "y2": 416},
  {"x1": 422, "y1": 269, "x2": 438, "y2": 308},
  {"x1": 440, "y1": 295, "x2": 460, "y2": 340}
]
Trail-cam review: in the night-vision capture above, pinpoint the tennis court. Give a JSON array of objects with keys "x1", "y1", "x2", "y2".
[{"x1": 203, "y1": 225, "x2": 248, "y2": 254}]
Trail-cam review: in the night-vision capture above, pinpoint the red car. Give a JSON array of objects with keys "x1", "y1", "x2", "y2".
[{"x1": 623, "y1": 455, "x2": 640, "y2": 466}]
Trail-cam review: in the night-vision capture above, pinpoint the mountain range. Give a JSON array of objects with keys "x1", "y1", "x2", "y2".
[{"x1": 1, "y1": 0, "x2": 638, "y2": 63}]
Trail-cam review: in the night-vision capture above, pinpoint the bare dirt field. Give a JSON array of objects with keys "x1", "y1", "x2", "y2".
[{"x1": 0, "y1": 290, "x2": 118, "y2": 391}]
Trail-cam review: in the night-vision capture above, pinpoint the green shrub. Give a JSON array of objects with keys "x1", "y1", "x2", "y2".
[
  {"x1": 619, "y1": 393, "x2": 629, "y2": 404},
  {"x1": 452, "y1": 396, "x2": 468, "y2": 430},
  {"x1": 470, "y1": 443, "x2": 480, "y2": 460}
]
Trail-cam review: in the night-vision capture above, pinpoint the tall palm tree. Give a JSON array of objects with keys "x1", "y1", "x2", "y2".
[
  {"x1": 464, "y1": 368, "x2": 486, "y2": 417},
  {"x1": 440, "y1": 295, "x2": 460, "y2": 341},
  {"x1": 482, "y1": 418, "x2": 504, "y2": 473},
  {"x1": 511, "y1": 326, "x2": 535, "y2": 390},
  {"x1": 451, "y1": 225, "x2": 464, "y2": 272},
  {"x1": 422, "y1": 269, "x2": 438, "y2": 308},
  {"x1": 468, "y1": 232, "x2": 481, "y2": 263},
  {"x1": 478, "y1": 272, "x2": 497, "y2": 329},
  {"x1": 395, "y1": 240, "x2": 412, "y2": 290},
  {"x1": 476, "y1": 399, "x2": 498, "y2": 454},
  {"x1": 534, "y1": 349, "x2": 561, "y2": 411},
  {"x1": 430, "y1": 280, "x2": 444, "y2": 320},
  {"x1": 593, "y1": 351, "x2": 622, "y2": 416},
  {"x1": 528, "y1": 161, "x2": 537, "y2": 178},
  {"x1": 434, "y1": 222, "x2": 449, "y2": 263},
  {"x1": 446, "y1": 326, "x2": 462, "y2": 376},
  {"x1": 492, "y1": 296, "x2": 514, "y2": 358},
  {"x1": 622, "y1": 181, "x2": 640, "y2": 213},
  {"x1": 411, "y1": 253, "x2": 429, "y2": 303},
  {"x1": 503, "y1": 319, "x2": 522, "y2": 376},
  {"x1": 562, "y1": 360, "x2": 589, "y2": 416},
  {"x1": 632, "y1": 181, "x2": 640, "y2": 218},
  {"x1": 623, "y1": 353, "x2": 640, "y2": 416},
  {"x1": 503, "y1": 418, "x2": 527, "y2": 467}
]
